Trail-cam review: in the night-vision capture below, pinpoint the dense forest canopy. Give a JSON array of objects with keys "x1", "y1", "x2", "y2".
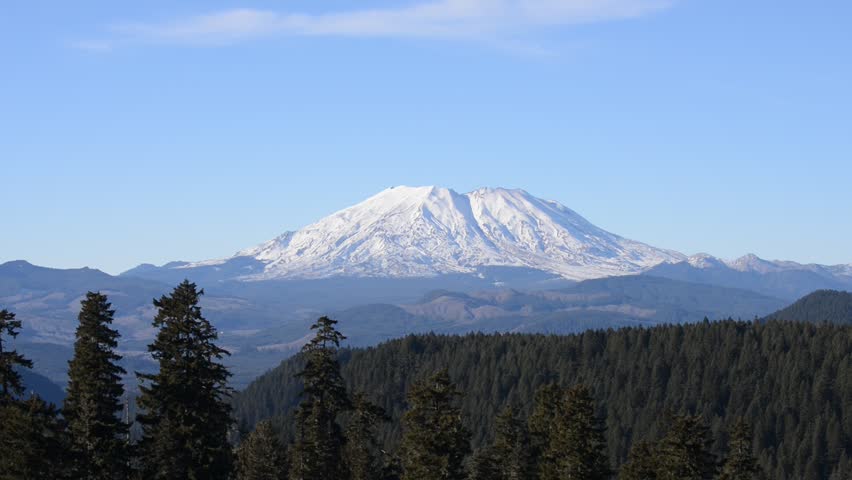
[
  {"x1": 234, "y1": 319, "x2": 852, "y2": 480},
  {"x1": 764, "y1": 289, "x2": 852, "y2": 325},
  {"x1": 2, "y1": 284, "x2": 851, "y2": 479}
]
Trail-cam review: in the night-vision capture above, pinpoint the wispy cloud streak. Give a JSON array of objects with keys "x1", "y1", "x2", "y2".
[{"x1": 80, "y1": 0, "x2": 675, "y2": 49}]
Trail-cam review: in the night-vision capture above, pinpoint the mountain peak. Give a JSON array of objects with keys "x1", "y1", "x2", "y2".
[
  {"x1": 686, "y1": 253, "x2": 727, "y2": 269},
  {"x1": 469, "y1": 186, "x2": 529, "y2": 196},
  {"x1": 176, "y1": 186, "x2": 685, "y2": 281},
  {"x1": 380, "y1": 184, "x2": 447, "y2": 197},
  {"x1": 1, "y1": 259, "x2": 35, "y2": 269},
  {"x1": 727, "y1": 254, "x2": 781, "y2": 273}
]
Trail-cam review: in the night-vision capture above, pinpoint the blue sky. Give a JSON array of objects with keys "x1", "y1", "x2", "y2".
[{"x1": 2, "y1": 0, "x2": 851, "y2": 274}]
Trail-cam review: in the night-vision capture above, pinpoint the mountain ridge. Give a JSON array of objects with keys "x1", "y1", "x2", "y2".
[
  {"x1": 649, "y1": 254, "x2": 852, "y2": 300},
  {"x1": 120, "y1": 186, "x2": 851, "y2": 289},
  {"x1": 125, "y1": 186, "x2": 687, "y2": 281}
]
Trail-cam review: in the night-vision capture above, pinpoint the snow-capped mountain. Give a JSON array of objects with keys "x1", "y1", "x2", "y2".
[
  {"x1": 123, "y1": 185, "x2": 851, "y2": 292},
  {"x1": 176, "y1": 186, "x2": 686, "y2": 281},
  {"x1": 648, "y1": 253, "x2": 852, "y2": 300},
  {"x1": 685, "y1": 252, "x2": 852, "y2": 279}
]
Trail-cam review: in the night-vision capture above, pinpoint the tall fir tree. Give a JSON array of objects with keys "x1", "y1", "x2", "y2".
[
  {"x1": 0, "y1": 308, "x2": 32, "y2": 403},
  {"x1": 136, "y1": 280, "x2": 233, "y2": 480},
  {"x1": 619, "y1": 440, "x2": 660, "y2": 480},
  {"x1": 540, "y1": 384, "x2": 611, "y2": 480},
  {"x1": 719, "y1": 418, "x2": 762, "y2": 480},
  {"x1": 64, "y1": 292, "x2": 129, "y2": 479},
  {"x1": 289, "y1": 316, "x2": 350, "y2": 480},
  {"x1": 235, "y1": 420, "x2": 289, "y2": 480},
  {"x1": 400, "y1": 369, "x2": 471, "y2": 480},
  {"x1": 657, "y1": 414, "x2": 717, "y2": 480},
  {"x1": 345, "y1": 392, "x2": 390, "y2": 480}
]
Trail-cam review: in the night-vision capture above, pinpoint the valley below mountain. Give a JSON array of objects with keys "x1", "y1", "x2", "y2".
[{"x1": 2, "y1": 260, "x2": 786, "y2": 388}]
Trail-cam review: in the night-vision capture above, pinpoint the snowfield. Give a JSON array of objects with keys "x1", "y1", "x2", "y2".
[{"x1": 188, "y1": 186, "x2": 686, "y2": 281}]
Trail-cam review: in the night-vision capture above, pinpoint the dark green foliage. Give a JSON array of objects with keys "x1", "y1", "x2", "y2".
[
  {"x1": 528, "y1": 383, "x2": 562, "y2": 473},
  {"x1": 656, "y1": 414, "x2": 717, "y2": 480},
  {"x1": 468, "y1": 405, "x2": 535, "y2": 480},
  {"x1": 0, "y1": 394, "x2": 70, "y2": 479},
  {"x1": 233, "y1": 320, "x2": 852, "y2": 479},
  {"x1": 298, "y1": 316, "x2": 350, "y2": 411},
  {"x1": 765, "y1": 289, "x2": 852, "y2": 325},
  {"x1": 618, "y1": 441, "x2": 660, "y2": 480},
  {"x1": 0, "y1": 307, "x2": 70, "y2": 478},
  {"x1": 136, "y1": 280, "x2": 233, "y2": 480},
  {"x1": 400, "y1": 369, "x2": 471, "y2": 480},
  {"x1": 0, "y1": 308, "x2": 32, "y2": 402},
  {"x1": 289, "y1": 316, "x2": 350, "y2": 480},
  {"x1": 539, "y1": 385, "x2": 611, "y2": 480},
  {"x1": 380, "y1": 455, "x2": 404, "y2": 480},
  {"x1": 468, "y1": 447, "x2": 502, "y2": 480},
  {"x1": 235, "y1": 420, "x2": 288, "y2": 480},
  {"x1": 64, "y1": 292, "x2": 129, "y2": 479},
  {"x1": 719, "y1": 418, "x2": 762, "y2": 480},
  {"x1": 345, "y1": 392, "x2": 390, "y2": 480},
  {"x1": 490, "y1": 406, "x2": 535, "y2": 480}
]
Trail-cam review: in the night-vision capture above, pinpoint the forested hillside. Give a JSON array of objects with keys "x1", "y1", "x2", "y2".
[
  {"x1": 20, "y1": 369, "x2": 65, "y2": 405},
  {"x1": 764, "y1": 289, "x2": 852, "y2": 325},
  {"x1": 234, "y1": 320, "x2": 852, "y2": 479},
  {"x1": 4, "y1": 282, "x2": 850, "y2": 479}
]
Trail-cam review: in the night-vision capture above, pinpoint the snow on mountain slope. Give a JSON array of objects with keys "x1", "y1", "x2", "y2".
[
  {"x1": 724, "y1": 254, "x2": 852, "y2": 279},
  {"x1": 186, "y1": 186, "x2": 685, "y2": 281},
  {"x1": 686, "y1": 253, "x2": 729, "y2": 269},
  {"x1": 676, "y1": 252, "x2": 852, "y2": 279}
]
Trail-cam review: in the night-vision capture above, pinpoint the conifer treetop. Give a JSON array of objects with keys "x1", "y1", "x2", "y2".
[{"x1": 0, "y1": 308, "x2": 33, "y2": 402}]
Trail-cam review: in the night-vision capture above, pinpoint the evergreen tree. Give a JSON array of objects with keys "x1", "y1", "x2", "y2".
[
  {"x1": 540, "y1": 384, "x2": 611, "y2": 480},
  {"x1": 0, "y1": 308, "x2": 32, "y2": 403},
  {"x1": 400, "y1": 369, "x2": 471, "y2": 480},
  {"x1": 719, "y1": 418, "x2": 762, "y2": 480},
  {"x1": 235, "y1": 420, "x2": 288, "y2": 480},
  {"x1": 0, "y1": 307, "x2": 70, "y2": 477},
  {"x1": 298, "y1": 316, "x2": 349, "y2": 409},
  {"x1": 618, "y1": 441, "x2": 660, "y2": 480},
  {"x1": 528, "y1": 383, "x2": 563, "y2": 473},
  {"x1": 0, "y1": 394, "x2": 70, "y2": 479},
  {"x1": 64, "y1": 292, "x2": 129, "y2": 479},
  {"x1": 468, "y1": 447, "x2": 501, "y2": 480},
  {"x1": 289, "y1": 316, "x2": 350, "y2": 480},
  {"x1": 136, "y1": 280, "x2": 233, "y2": 480},
  {"x1": 657, "y1": 414, "x2": 717, "y2": 480},
  {"x1": 468, "y1": 406, "x2": 535, "y2": 480},
  {"x1": 345, "y1": 392, "x2": 389, "y2": 480}
]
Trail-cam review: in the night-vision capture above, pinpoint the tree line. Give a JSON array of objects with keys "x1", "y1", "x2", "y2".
[
  {"x1": 231, "y1": 318, "x2": 784, "y2": 480},
  {"x1": 1, "y1": 281, "x2": 850, "y2": 478},
  {"x1": 235, "y1": 320, "x2": 851, "y2": 479},
  {"x1": 765, "y1": 289, "x2": 852, "y2": 325}
]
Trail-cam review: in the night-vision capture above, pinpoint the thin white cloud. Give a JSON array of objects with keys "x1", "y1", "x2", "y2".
[
  {"x1": 68, "y1": 40, "x2": 114, "y2": 52},
  {"x1": 80, "y1": 0, "x2": 675, "y2": 48}
]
